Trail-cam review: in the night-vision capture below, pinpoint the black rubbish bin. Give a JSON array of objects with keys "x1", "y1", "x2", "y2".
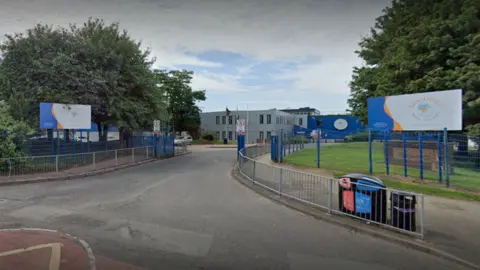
[
  {"x1": 338, "y1": 173, "x2": 387, "y2": 224},
  {"x1": 223, "y1": 138, "x2": 228, "y2": 144},
  {"x1": 390, "y1": 192, "x2": 416, "y2": 232}
]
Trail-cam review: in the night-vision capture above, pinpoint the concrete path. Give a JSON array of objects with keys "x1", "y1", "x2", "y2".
[
  {"x1": 0, "y1": 149, "x2": 468, "y2": 269},
  {"x1": 255, "y1": 153, "x2": 480, "y2": 266}
]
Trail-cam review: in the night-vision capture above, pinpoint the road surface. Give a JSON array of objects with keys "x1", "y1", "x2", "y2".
[{"x1": 0, "y1": 148, "x2": 466, "y2": 269}]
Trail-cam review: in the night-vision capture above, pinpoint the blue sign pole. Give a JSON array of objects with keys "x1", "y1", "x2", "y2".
[
  {"x1": 402, "y1": 132, "x2": 407, "y2": 177},
  {"x1": 444, "y1": 128, "x2": 450, "y2": 187},
  {"x1": 316, "y1": 128, "x2": 320, "y2": 168},
  {"x1": 237, "y1": 134, "x2": 245, "y2": 161},
  {"x1": 384, "y1": 130, "x2": 390, "y2": 175},
  {"x1": 368, "y1": 129, "x2": 373, "y2": 174},
  {"x1": 437, "y1": 131, "x2": 443, "y2": 183},
  {"x1": 419, "y1": 131, "x2": 424, "y2": 180}
]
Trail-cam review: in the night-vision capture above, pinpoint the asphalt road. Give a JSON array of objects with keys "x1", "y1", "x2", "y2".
[{"x1": 0, "y1": 149, "x2": 466, "y2": 270}]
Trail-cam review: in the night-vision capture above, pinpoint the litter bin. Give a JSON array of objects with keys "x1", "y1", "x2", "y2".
[
  {"x1": 390, "y1": 191, "x2": 416, "y2": 232},
  {"x1": 223, "y1": 138, "x2": 228, "y2": 144},
  {"x1": 338, "y1": 173, "x2": 387, "y2": 224}
]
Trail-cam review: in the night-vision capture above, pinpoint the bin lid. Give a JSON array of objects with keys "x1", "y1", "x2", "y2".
[{"x1": 343, "y1": 173, "x2": 385, "y2": 187}]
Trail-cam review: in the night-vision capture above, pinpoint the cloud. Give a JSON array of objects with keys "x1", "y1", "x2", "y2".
[{"x1": 0, "y1": 0, "x2": 389, "y2": 112}]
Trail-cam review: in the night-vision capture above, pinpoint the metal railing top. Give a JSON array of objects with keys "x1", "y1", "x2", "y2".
[{"x1": 238, "y1": 148, "x2": 423, "y2": 196}]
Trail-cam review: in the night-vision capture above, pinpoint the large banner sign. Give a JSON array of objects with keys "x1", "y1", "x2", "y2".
[
  {"x1": 367, "y1": 89, "x2": 462, "y2": 131},
  {"x1": 40, "y1": 103, "x2": 92, "y2": 129}
]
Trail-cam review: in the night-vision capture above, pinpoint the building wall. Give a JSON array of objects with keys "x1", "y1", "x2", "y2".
[{"x1": 200, "y1": 109, "x2": 300, "y2": 144}]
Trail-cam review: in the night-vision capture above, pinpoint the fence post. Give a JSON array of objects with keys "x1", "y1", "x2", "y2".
[
  {"x1": 279, "y1": 168, "x2": 283, "y2": 196},
  {"x1": 419, "y1": 131, "x2": 424, "y2": 180},
  {"x1": 115, "y1": 150, "x2": 118, "y2": 166},
  {"x1": 92, "y1": 152, "x2": 96, "y2": 170},
  {"x1": 316, "y1": 128, "x2": 320, "y2": 168},
  {"x1": 368, "y1": 129, "x2": 373, "y2": 174},
  {"x1": 328, "y1": 178, "x2": 333, "y2": 214},
  {"x1": 420, "y1": 195, "x2": 425, "y2": 240},
  {"x1": 55, "y1": 155, "x2": 59, "y2": 172},
  {"x1": 402, "y1": 132, "x2": 408, "y2": 177},
  {"x1": 384, "y1": 130, "x2": 390, "y2": 175},
  {"x1": 132, "y1": 148, "x2": 135, "y2": 163},
  {"x1": 252, "y1": 161, "x2": 256, "y2": 183},
  {"x1": 444, "y1": 128, "x2": 450, "y2": 187},
  {"x1": 437, "y1": 131, "x2": 443, "y2": 183},
  {"x1": 146, "y1": 146, "x2": 149, "y2": 159},
  {"x1": 280, "y1": 130, "x2": 284, "y2": 163}
]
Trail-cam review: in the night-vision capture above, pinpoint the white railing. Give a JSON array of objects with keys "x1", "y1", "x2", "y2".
[{"x1": 238, "y1": 147, "x2": 425, "y2": 239}]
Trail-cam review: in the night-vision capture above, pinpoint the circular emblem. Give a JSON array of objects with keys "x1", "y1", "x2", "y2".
[
  {"x1": 411, "y1": 98, "x2": 440, "y2": 121},
  {"x1": 334, "y1": 119, "x2": 348, "y2": 130}
]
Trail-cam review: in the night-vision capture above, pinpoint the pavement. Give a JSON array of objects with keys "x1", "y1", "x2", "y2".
[
  {"x1": 0, "y1": 148, "x2": 471, "y2": 269},
  {"x1": 255, "y1": 153, "x2": 480, "y2": 267}
]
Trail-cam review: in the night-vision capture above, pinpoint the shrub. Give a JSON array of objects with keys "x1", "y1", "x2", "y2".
[{"x1": 202, "y1": 132, "x2": 215, "y2": 141}]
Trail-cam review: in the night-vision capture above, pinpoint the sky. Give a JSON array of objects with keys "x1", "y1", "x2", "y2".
[{"x1": 0, "y1": 0, "x2": 389, "y2": 113}]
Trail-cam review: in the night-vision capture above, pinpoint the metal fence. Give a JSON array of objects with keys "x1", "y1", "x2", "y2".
[
  {"x1": 238, "y1": 146, "x2": 425, "y2": 239},
  {"x1": 273, "y1": 129, "x2": 480, "y2": 192},
  {"x1": 0, "y1": 141, "x2": 189, "y2": 179},
  {"x1": 10, "y1": 130, "x2": 160, "y2": 157}
]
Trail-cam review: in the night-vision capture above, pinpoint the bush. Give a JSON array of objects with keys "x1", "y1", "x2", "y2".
[
  {"x1": 202, "y1": 132, "x2": 215, "y2": 141},
  {"x1": 344, "y1": 132, "x2": 373, "y2": 142}
]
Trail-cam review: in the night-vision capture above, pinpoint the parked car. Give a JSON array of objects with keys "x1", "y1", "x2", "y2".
[{"x1": 174, "y1": 136, "x2": 193, "y2": 145}]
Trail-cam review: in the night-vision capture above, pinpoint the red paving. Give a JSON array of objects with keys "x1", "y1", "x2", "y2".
[{"x1": 0, "y1": 229, "x2": 146, "y2": 270}]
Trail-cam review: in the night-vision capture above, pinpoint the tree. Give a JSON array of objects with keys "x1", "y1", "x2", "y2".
[
  {"x1": 0, "y1": 101, "x2": 34, "y2": 158},
  {"x1": 0, "y1": 18, "x2": 167, "y2": 144},
  {"x1": 154, "y1": 69, "x2": 206, "y2": 137},
  {"x1": 348, "y1": 0, "x2": 480, "y2": 133}
]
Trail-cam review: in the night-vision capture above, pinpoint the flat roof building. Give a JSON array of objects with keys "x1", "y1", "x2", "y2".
[{"x1": 200, "y1": 109, "x2": 307, "y2": 144}]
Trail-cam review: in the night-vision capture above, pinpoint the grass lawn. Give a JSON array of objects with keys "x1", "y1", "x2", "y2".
[{"x1": 284, "y1": 142, "x2": 480, "y2": 195}]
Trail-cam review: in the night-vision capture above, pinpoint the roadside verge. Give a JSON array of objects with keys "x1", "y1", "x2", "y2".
[
  {"x1": 0, "y1": 151, "x2": 191, "y2": 187},
  {"x1": 231, "y1": 164, "x2": 480, "y2": 270}
]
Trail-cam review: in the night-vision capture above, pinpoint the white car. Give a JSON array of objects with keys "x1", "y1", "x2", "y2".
[{"x1": 174, "y1": 136, "x2": 193, "y2": 145}]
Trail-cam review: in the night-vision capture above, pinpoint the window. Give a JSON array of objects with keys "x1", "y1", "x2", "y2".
[
  {"x1": 276, "y1": 117, "x2": 279, "y2": 124},
  {"x1": 222, "y1": 131, "x2": 226, "y2": 139},
  {"x1": 299, "y1": 118, "x2": 303, "y2": 126},
  {"x1": 216, "y1": 131, "x2": 220, "y2": 140},
  {"x1": 267, "y1": 114, "x2": 271, "y2": 124},
  {"x1": 222, "y1": 116, "x2": 226, "y2": 125},
  {"x1": 228, "y1": 115, "x2": 233, "y2": 124},
  {"x1": 216, "y1": 116, "x2": 220, "y2": 125},
  {"x1": 259, "y1": 131, "x2": 264, "y2": 140},
  {"x1": 228, "y1": 131, "x2": 233, "y2": 140},
  {"x1": 259, "y1": 114, "x2": 264, "y2": 124},
  {"x1": 267, "y1": 131, "x2": 271, "y2": 139}
]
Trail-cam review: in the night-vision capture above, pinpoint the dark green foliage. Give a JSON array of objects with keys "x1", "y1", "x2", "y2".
[
  {"x1": 0, "y1": 18, "x2": 167, "y2": 136},
  {"x1": 154, "y1": 70, "x2": 206, "y2": 137},
  {"x1": 348, "y1": 0, "x2": 480, "y2": 133},
  {"x1": 201, "y1": 132, "x2": 215, "y2": 141}
]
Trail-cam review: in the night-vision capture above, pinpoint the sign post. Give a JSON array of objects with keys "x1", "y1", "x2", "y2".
[
  {"x1": 153, "y1": 120, "x2": 161, "y2": 134},
  {"x1": 236, "y1": 119, "x2": 245, "y2": 161}
]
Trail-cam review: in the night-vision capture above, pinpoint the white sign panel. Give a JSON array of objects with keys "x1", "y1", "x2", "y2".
[
  {"x1": 153, "y1": 120, "x2": 161, "y2": 133},
  {"x1": 236, "y1": 119, "x2": 245, "y2": 134},
  {"x1": 368, "y1": 89, "x2": 463, "y2": 131},
  {"x1": 40, "y1": 103, "x2": 91, "y2": 130}
]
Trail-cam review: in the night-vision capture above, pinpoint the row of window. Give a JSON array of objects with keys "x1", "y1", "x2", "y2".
[
  {"x1": 214, "y1": 114, "x2": 304, "y2": 126},
  {"x1": 214, "y1": 131, "x2": 273, "y2": 141}
]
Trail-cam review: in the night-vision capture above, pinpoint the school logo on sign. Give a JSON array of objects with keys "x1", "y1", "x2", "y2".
[{"x1": 410, "y1": 97, "x2": 440, "y2": 122}]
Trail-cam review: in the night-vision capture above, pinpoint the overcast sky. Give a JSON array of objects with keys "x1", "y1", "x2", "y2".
[{"x1": 0, "y1": 0, "x2": 389, "y2": 112}]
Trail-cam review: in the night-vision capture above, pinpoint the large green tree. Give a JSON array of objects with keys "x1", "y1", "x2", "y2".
[
  {"x1": 0, "y1": 18, "x2": 167, "y2": 142},
  {"x1": 154, "y1": 69, "x2": 206, "y2": 137},
  {"x1": 348, "y1": 0, "x2": 480, "y2": 135}
]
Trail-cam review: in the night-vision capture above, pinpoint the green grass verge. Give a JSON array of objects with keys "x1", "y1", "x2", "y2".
[{"x1": 284, "y1": 142, "x2": 480, "y2": 198}]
